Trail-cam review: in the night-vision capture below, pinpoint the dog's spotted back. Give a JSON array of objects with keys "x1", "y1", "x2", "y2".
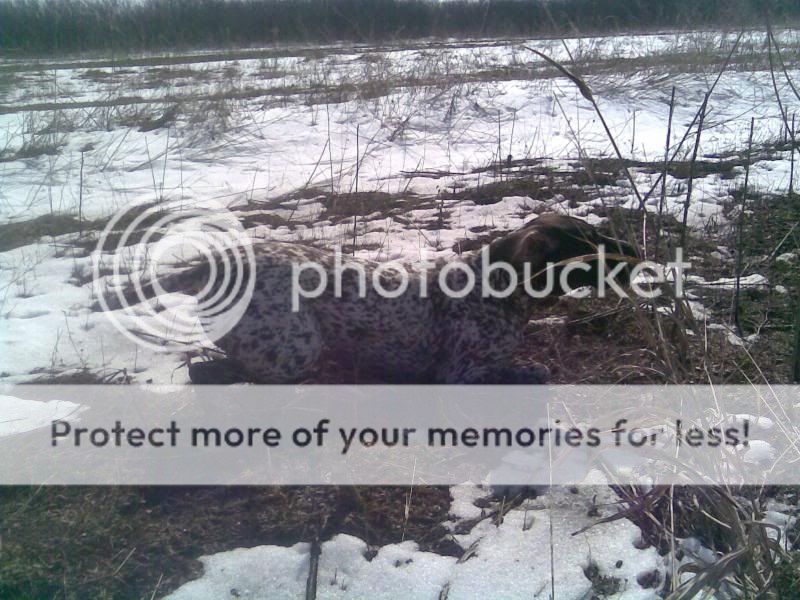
[{"x1": 136, "y1": 214, "x2": 637, "y2": 384}]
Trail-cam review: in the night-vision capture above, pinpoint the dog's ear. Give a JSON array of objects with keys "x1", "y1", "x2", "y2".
[{"x1": 488, "y1": 227, "x2": 557, "y2": 275}]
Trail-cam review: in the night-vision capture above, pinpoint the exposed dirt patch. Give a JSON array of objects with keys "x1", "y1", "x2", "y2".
[
  {"x1": 0, "y1": 486, "x2": 455, "y2": 599},
  {"x1": 239, "y1": 212, "x2": 293, "y2": 230},
  {"x1": 0, "y1": 213, "x2": 97, "y2": 252},
  {"x1": 80, "y1": 68, "x2": 122, "y2": 83},
  {"x1": 0, "y1": 140, "x2": 63, "y2": 163},
  {"x1": 318, "y1": 190, "x2": 434, "y2": 222},
  {"x1": 446, "y1": 164, "x2": 621, "y2": 206},
  {"x1": 583, "y1": 149, "x2": 788, "y2": 182},
  {"x1": 28, "y1": 367, "x2": 133, "y2": 384},
  {"x1": 321, "y1": 190, "x2": 398, "y2": 218}
]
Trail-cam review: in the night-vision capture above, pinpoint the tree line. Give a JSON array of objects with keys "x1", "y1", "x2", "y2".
[{"x1": 0, "y1": 0, "x2": 796, "y2": 54}]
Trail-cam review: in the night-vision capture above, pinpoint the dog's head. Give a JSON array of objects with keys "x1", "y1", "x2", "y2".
[{"x1": 488, "y1": 214, "x2": 639, "y2": 295}]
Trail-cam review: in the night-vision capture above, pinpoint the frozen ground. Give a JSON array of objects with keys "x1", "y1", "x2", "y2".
[
  {"x1": 167, "y1": 486, "x2": 665, "y2": 600},
  {"x1": 1, "y1": 28, "x2": 800, "y2": 598}
]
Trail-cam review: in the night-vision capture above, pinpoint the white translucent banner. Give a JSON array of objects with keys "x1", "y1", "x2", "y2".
[{"x1": 0, "y1": 385, "x2": 797, "y2": 485}]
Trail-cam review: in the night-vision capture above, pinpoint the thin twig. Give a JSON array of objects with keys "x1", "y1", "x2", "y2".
[
  {"x1": 526, "y1": 46, "x2": 645, "y2": 210},
  {"x1": 733, "y1": 117, "x2": 755, "y2": 337},
  {"x1": 793, "y1": 302, "x2": 800, "y2": 383},
  {"x1": 680, "y1": 92, "x2": 709, "y2": 250},
  {"x1": 326, "y1": 101, "x2": 334, "y2": 196},
  {"x1": 767, "y1": 30, "x2": 792, "y2": 136},
  {"x1": 287, "y1": 138, "x2": 330, "y2": 222},
  {"x1": 353, "y1": 124, "x2": 359, "y2": 255},
  {"x1": 766, "y1": 221, "x2": 799, "y2": 264},
  {"x1": 78, "y1": 149, "x2": 85, "y2": 236},
  {"x1": 640, "y1": 32, "x2": 744, "y2": 205},
  {"x1": 656, "y1": 86, "x2": 676, "y2": 263},
  {"x1": 767, "y1": 22, "x2": 800, "y2": 105},
  {"x1": 305, "y1": 537, "x2": 321, "y2": 600},
  {"x1": 790, "y1": 113, "x2": 796, "y2": 198},
  {"x1": 148, "y1": 574, "x2": 163, "y2": 600}
]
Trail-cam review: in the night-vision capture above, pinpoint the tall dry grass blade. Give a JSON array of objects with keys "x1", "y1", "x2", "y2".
[
  {"x1": 525, "y1": 46, "x2": 645, "y2": 210},
  {"x1": 305, "y1": 537, "x2": 321, "y2": 600},
  {"x1": 733, "y1": 117, "x2": 755, "y2": 337},
  {"x1": 326, "y1": 101, "x2": 334, "y2": 196},
  {"x1": 547, "y1": 403, "x2": 556, "y2": 600},
  {"x1": 794, "y1": 300, "x2": 800, "y2": 383},
  {"x1": 641, "y1": 32, "x2": 744, "y2": 205},
  {"x1": 679, "y1": 91, "x2": 709, "y2": 250},
  {"x1": 353, "y1": 124, "x2": 359, "y2": 255},
  {"x1": 790, "y1": 113, "x2": 796, "y2": 198},
  {"x1": 656, "y1": 86, "x2": 677, "y2": 263},
  {"x1": 767, "y1": 29, "x2": 792, "y2": 136},
  {"x1": 526, "y1": 47, "x2": 593, "y2": 101},
  {"x1": 766, "y1": 21, "x2": 800, "y2": 105},
  {"x1": 543, "y1": 50, "x2": 694, "y2": 381},
  {"x1": 287, "y1": 138, "x2": 330, "y2": 222},
  {"x1": 79, "y1": 150, "x2": 85, "y2": 237}
]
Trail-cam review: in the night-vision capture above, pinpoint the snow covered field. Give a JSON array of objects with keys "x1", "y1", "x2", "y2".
[
  {"x1": 1, "y1": 28, "x2": 799, "y2": 384},
  {"x1": 1, "y1": 28, "x2": 799, "y2": 383},
  {"x1": 167, "y1": 486, "x2": 665, "y2": 600},
  {"x1": 1, "y1": 28, "x2": 800, "y2": 598}
]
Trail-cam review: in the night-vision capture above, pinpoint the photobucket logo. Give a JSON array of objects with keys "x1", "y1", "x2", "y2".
[
  {"x1": 291, "y1": 247, "x2": 691, "y2": 310},
  {"x1": 93, "y1": 201, "x2": 256, "y2": 352}
]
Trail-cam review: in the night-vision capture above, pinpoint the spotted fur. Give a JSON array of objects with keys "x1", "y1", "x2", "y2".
[{"x1": 152, "y1": 214, "x2": 637, "y2": 384}]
